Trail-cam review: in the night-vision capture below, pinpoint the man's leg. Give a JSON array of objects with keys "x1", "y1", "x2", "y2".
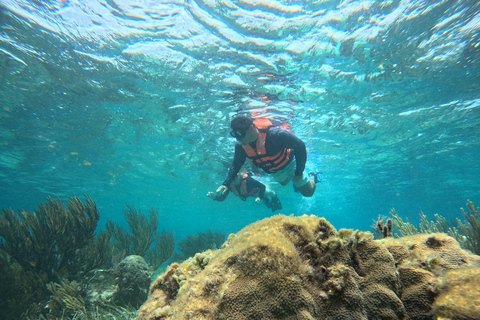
[
  {"x1": 297, "y1": 178, "x2": 316, "y2": 197},
  {"x1": 271, "y1": 193, "x2": 282, "y2": 211},
  {"x1": 262, "y1": 197, "x2": 273, "y2": 209},
  {"x1": 264, "y1": 188, "x2": 275, "y2": 197}
]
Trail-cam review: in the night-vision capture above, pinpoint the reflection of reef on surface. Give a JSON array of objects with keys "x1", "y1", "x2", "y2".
[{"x1": 138, "y1": 214, "x2": 480, "y2": 320}]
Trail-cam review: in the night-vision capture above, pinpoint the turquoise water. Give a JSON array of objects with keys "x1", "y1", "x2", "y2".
[{"x1": 0, "y1": 0, "x2": 479, "y2": 244}]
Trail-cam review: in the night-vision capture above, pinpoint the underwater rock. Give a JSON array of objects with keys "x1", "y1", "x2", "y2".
[
  {"x1": 86, "y1": 255, "x2": 153, "y2": 309},
  {"x1": 115, "y1": 255, "x2": 153, "y2": 307},
  {"x1": 137, "y1": 215, "x2": 480, "y2": 320}
]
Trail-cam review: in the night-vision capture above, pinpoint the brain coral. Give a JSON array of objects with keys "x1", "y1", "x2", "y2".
[
  {"x1": 381, "y1": 233, "x2": 480, "y2": 319},
  {"x1": 137, "y1": 215, "x2": 480, "y2": 320},
  {"x1": 433, "y1": 267, "x2": 480, "y2": 319}
]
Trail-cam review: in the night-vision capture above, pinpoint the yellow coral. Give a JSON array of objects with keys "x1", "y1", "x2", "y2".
[
  {"x1": 138, "y1": 215, "x2": 480, "y2": 320},
  {"x1": 433, "y1": 267, "x2": 480, "y2": 319},
  {"x1": 138, "y1": 215, "x2": 408, "y2": 320}
]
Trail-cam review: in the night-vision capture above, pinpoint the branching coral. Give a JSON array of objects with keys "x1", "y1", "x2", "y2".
[
  {"x1": 0, "y1": 196, "x2": 111, "y2": 319},
  {"x1": 111, "y1": 205, "x2": 175, "y2": 270},
  {"x1": 174, "y1": 230, "x2": 225, "y2": 261},
  {"x1": 45, "y1": 279, "x2": 86, "y2": 319},
  {"x1": 78, "y1": 229, "x2": 115, "y2": 273},
  {"x1": 116, "y1": 206, "x2": 159, "y2": 256},
  {"x1": 419, "y1": 212, "x2": 450, "y2": 234},
  {"x1": 0, "y1": 197, "x2": 173, "y2": 319},
  {"x1": 0, "y1": 196, "x2": 99, "y2": 279},
  {"x1": 457, "y1": 200, "x2": 480, "y2": 254},
  {"x1": 389, "y1": 200, "x2": 480, "y2": 255},
  {"x1": 0, "y1": 252, "x2": 44, "y2": 319},
  {"x1": 146, "y1": 231, "x2": 175, "y2": 270},
  {"x1": 390, "y1": 208, "x2": 419, "y2": 236}
]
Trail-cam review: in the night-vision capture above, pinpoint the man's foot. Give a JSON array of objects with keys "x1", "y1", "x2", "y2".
[
  {"x1": 271, "y1": 196, "x2": 282, "y2": 212},
  {"x1": 263, "y1": 197, "x2": 272, "y2": 208},
  {"x1": 309, "y1": 171, "x2": 322, "y2": 184}
]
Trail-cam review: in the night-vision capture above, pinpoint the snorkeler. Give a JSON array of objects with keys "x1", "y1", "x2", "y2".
[
  {"x1": 214, "y1": 113, "x2": 321, "y2": 199},
  {"x1": 207, "y1": 167, "x2": 282, "y2": 212}
]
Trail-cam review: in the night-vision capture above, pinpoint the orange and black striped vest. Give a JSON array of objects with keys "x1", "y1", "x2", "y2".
[{"x1": 242, "y1": 118, "x2": 292, "y2": 173}]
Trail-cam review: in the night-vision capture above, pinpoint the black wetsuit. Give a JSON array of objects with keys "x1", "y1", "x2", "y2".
[{"x1": 223, "y1": 127, "x2": 307, "y2": 186}]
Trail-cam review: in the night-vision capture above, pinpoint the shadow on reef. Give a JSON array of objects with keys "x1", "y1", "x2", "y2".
[
  {"x1": 0, "y1": 196, "x2": 175, "y2": 320},
  {"x1": 138, "y1": 211, "x2": 480, "y2": 320}
]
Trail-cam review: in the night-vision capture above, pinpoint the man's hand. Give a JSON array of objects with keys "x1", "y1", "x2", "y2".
[
  {"x1": 216, "y1": 185, "x2": 228, "y2": 196},
  {"x1": 255, "y1": 197, "x2": 261, "y2": 204},
  {"x1": 207, "y1": 192, "x2": 215, "y2": 199}
]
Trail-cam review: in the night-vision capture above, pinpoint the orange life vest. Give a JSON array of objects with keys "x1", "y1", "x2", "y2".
[
  {"x1": 242, "y1": 118, "x2": 292, "y2": 173},
  {"x1": 230, "y1": 173, "x2": 258, "y2": 198}
]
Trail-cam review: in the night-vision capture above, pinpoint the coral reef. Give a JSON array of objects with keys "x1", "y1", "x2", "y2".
[
  {"x1": 0, "y1": 196, "x2": 106, "y2": 319},
  {"x1": 173, "y1": 230, "x2": 225, "y2": 261},
  {"x1": 390, "y1": 200, "x2": 480, "y2": 255},
  {"x1": 85, "y1": 255, "x2": 153, "y2": 309},
  {"x1": 0, "y1": 197, "x2": 174, "y2": 319},
  {"x1": 43, "y1": 255, "x2": 150, "y2": 319},
  {"x1": 138, "y1": 215, "x2": 480, "y2": 320},
  {"x1": 432, "y1": 267, "x2": 480, "y2": 319},
  {"x1": 381, "y1": 233, "x2": 480, "y2": 319},
  {"x1": 111, "y1": 205, "x2": 175, "y2": 270},
  {"x1": 28, "y1": 303, "x2": 138, "y2": 320}
]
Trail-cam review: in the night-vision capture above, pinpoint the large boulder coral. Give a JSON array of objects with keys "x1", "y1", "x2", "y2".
[
  {"x1": 86, "y1": 255, "x2": 153, "y2": 309},
  {"x1": 137, "y1": 215, "x2": 480, "y2": 320},
  {"x1": 382, "y1": 234, "x2": 480, "y2": 319},
  {"x1": 432, "y1": 267, "x2": 480, "y2": 319}
]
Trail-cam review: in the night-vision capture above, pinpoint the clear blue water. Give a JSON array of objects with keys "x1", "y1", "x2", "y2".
[{"x1": 1, "y1": 0, "x2": 479, "y2": 244}]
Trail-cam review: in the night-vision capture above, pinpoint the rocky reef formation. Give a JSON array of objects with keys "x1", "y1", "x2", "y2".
[
  {"x1": 137, "y1": 214, "x2": 480, "y2": 320},
  {"x1": 86, "y1": 255, "x2": 153, "y2": 309}
]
